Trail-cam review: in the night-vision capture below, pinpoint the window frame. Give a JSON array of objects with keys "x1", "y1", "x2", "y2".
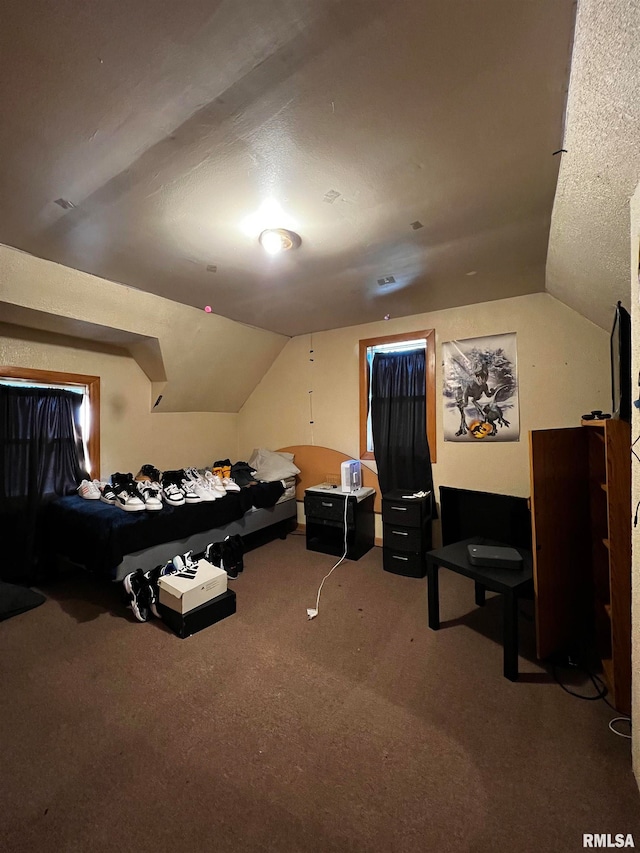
[
  {"x1": 358, "y1": 329, "x2": 436, "y2": 463},
  {"x1": 0, "y1": 366, "x2": 101, "y2": 478}
]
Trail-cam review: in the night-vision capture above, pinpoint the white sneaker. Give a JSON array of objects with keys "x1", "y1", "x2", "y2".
[
  {"x1": 191, "y1": 475, "x2": 216, "y2": 502},
  {"x1": 180, "y1": 476, "x2": 202, "y2": 504},
  {"x1": 222, "y1": 476, "x2": 241, "y2": 493},
  {"x1": 162, "y1": 481, "x2": 185, "y2": 507},
  {"x1": 114, "y1": 485, "x2": 145, "y2": 512},
  {"x1": 77, "y1": 479, "x2": 100, "y2": 500},
  {"x1": 204, "y1": 470, "x2": 227, "y2": 497},
  {"x1": 137, "y1": 481, "x2": 163, "y2": 511}
]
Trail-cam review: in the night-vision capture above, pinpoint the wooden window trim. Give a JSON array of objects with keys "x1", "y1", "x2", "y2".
[
  {"x1": 358, "y1": 329, "x2": 436, "y2": 463},
  {"x1": 0, "y1": 366, "x2": 101, "y2": 478}
]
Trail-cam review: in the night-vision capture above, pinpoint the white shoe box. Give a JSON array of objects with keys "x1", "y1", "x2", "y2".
[{"x1": 158, "y1": 559, "x2": 227, "y2": 614}]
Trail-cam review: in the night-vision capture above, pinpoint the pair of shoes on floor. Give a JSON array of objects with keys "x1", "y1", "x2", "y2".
[
  {"x1": 210, "y1": 460, "x2": 241, "y2": 493},
  {"x1": 123, "y1": 559, "x2": 176, "y2": 622},
  {"x1": 204, "y1": 535, "x2": 244, "y2": 580}
]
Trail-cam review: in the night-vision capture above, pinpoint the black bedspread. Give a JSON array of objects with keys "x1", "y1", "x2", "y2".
[{"x1": 43, "y1": 481, "x2": 284, "y2": 576}]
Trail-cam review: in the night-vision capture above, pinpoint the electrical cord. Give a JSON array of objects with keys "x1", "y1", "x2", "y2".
[
  {"x1": 608, "y1": 718, "x2": 632, "y2": 739},
  {"x1": 552, "y1": 659, "x2": 631, "y2": 737},
  {"x1": 307, "y1": 494, "x2": 349, "y2": 620}
]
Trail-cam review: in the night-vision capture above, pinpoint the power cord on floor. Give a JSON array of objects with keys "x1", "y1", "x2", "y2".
[
  {"x1": 306, "y1": 495, "x2": 349, "y2": 620},
  {"x1": 552, "y1": 658, "x2": 631, "y2": 739}
]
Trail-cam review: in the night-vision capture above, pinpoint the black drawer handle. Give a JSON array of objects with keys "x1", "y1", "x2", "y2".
[
  {"x1": 392, "y1": 555, "x2": 409, "y2": 561},
  {"x1": 390, "y1": 506, "x2": 407, "y2": 511},
  {"x1": 321, "y1": 501, "x2": 334, "y2": 507},
  {"x1": 391, "y1": 530, "x2": 409, "y2": 536}
]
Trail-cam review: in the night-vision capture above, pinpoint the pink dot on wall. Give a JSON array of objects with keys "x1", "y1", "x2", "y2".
[{"x1": 204, "y1": 305, "x2": 212, "y2": 313}]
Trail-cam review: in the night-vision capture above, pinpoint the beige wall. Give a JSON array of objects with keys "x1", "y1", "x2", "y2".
[
  {"x1": 630, "y1": 183, "x2": 639, "y2": 782},
  {"x1": 238, "y1": 292, "x2": 610, "y2": 529},
  {"x1": 0, "y1": 243, "x2": 288, "y2": 414},
  {"x1": 0, "y1": 324, "x2": 238, "y2": 478}
]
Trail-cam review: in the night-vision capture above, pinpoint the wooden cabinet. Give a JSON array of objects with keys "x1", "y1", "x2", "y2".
[{"x1": 529, "y1": 420, "x2": 631, "y2": 714}]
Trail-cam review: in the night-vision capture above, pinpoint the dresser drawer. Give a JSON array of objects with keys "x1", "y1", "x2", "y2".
[
  {"x1": 304, "y1": 494, "x2": 353, "y2": 524},
  {"x1": 383, "y1": 522, "x2": 425, "y2": 552},
  {"x1": 382, "y1": 496, "x2": 429, "y2": 528},
  {"x1": 383, "y1": 547, "x2": 426, "y2": 578}
]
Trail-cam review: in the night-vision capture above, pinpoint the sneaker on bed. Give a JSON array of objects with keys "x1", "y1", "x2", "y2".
[
  {"x1": 222, "y1": 474, "x2": 241, "y2": 493},
  {"x1": 179, "y1": 474, "x2": 201, "y2": 504},
  {"x1": 112, "y1": 473, "x2": 145, "y2": 512},
  {"x1": 184, "y1": 468, "x2": 216, "y2": 501},
  {"x1": 137, "y1": 480, "x2": 163, "y2": 511},
  {"x1": 77, "y1": 479, "x2": 100, "y2": 500},
  {"x1": 98, "y1": 482, "x2": 118, "y2": 505},
  {"x1": 161, "y1": 470, "x2": 186, "y2": 506},
  {"x1": 135, "y1": 464, "x2": 162, "y2": 483},
  {"x1": 203, "y1": 470, "x2": 227, "y2": 498}
]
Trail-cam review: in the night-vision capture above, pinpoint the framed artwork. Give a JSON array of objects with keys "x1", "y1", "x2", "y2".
[{"x1": 442, "y1": 333, "x2": 519, "y2": 442}]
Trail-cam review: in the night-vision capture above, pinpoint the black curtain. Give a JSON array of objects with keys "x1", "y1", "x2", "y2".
[
  {"x1": 0, "y1": 386, "x2": 87, "y2": 582},
  {"x1": 371, "y1": 349, "x2": 435, "y2": 511}
]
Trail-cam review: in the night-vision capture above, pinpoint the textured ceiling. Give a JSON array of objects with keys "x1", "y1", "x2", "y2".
[
  {"x1": 547, "y1": 0, "x2": 640, "y2": 331},
  {"x1": 0, "y1": 0, "x2": 577, "y2": 336}
]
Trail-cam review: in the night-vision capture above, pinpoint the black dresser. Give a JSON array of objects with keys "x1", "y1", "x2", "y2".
[
  {"x1": 304, "y1": 486, "x2": 375, "y2": 561},
  {"x1": 382, "y1": 489, "x2": 432, "y2": 577}
]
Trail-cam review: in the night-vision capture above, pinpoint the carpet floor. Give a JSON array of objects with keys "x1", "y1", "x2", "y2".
[{"x1": 0, "y1": 533, "x2": 638, "y2": 853}]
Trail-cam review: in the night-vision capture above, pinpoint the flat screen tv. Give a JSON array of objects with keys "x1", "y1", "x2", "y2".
[{"x1": 610, "y1": 301, "x2": 631, "y2": 422}]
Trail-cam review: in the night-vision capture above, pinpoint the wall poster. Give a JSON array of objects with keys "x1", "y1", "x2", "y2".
[{"x1": 442, "y1": 333, "x2": 519, "y2": 442}]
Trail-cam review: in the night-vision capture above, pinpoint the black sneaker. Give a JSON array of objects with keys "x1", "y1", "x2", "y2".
[
  {"x1": 99, "y1": 483, "x2": 118, "y2": 505},
  {"x1": 123, "y1": 569, "x2": 151, "y2": 622},
  {"x1": 144, "y1": 561, "x2": 175, "y2": 618},
  {"x1": 222, "y1": 537, "x2": 239, "y2": 580},
  {"x1": 137, "y1": 464, "x2": 162, "y2": 483},
  {"x1": 204, "y1": 541, "x2": 223, "y2": 567},
  {"x1": 112, "y1": 473, "x2": 145, "y2": 512},
  {"x1": 205, "y1": 541, "x2": 238, "y2": 579},
  {"x1": 223, "y1": 535, "x2": 244, "y2": 574},
  {"x1": 231, "y1": 534, "x2": 245, "y2": 573}
]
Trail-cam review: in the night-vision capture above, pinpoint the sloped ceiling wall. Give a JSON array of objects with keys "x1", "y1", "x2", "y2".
[
  {"x1": 0, "y1": 243, "x2": 288, "y2": 412},
  {"x1": 547, "y1": 0, "x2": 640, "y2": 327}
]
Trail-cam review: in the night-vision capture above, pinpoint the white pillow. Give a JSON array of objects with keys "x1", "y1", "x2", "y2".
[{"x1": 248, "y1": 448, "x2": 300, "y2": 482}]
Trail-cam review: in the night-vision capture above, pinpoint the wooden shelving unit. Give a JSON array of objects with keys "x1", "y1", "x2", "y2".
[{"x1": 529, "y1": 419, "x2": 631, "y2": 714}]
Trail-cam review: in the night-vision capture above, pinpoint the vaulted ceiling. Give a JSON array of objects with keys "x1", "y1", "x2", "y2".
[{"x1": 0, "y1": 1, "x2": 637, "y2": 338}]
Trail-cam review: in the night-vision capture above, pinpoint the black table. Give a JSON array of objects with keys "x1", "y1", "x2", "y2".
[{"x1": 425, "y1": 538, "x2": 534, "y2": 681}]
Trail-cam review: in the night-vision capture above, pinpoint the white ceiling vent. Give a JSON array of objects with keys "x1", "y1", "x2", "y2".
[{"x1": 323, "y1": 189, "x2": 341, "y2": 204}]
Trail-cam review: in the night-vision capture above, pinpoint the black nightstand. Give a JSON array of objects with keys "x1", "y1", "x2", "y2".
[
  {"x1": 382, "y1": 489, "x2": 432, "y2": 577},
  {"x1": 304, "y1": 486, "x2": 375, "y2": 561}
]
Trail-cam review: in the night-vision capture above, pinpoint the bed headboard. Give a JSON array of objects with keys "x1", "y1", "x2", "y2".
[{"x1": 277, "y1": 445, "x2": 381, "y2": 513}]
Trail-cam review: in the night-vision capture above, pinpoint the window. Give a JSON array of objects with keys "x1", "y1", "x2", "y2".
[
  {"x1": 359, "y1": 329, "x2": 436, "y2": 462},
  {"x1": 0, "y1": 367, "x2": 100, "y2": 477}
]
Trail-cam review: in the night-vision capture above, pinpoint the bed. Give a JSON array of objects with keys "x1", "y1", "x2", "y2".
[{"x1": 43, "y1": 481, "x2": 296, "y2": 582}]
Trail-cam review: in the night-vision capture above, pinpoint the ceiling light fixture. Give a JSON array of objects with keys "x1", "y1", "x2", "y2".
[{"x1": 259, "y1": 228, "x2": 301, "y2": 255}]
